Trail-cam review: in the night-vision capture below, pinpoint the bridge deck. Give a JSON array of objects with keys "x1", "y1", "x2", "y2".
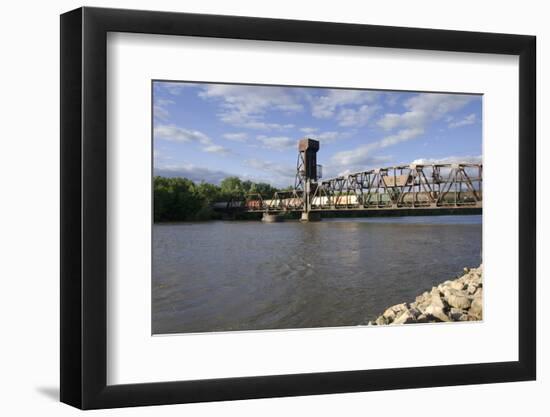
[{"x1": 241, "y1": 202, "x2": 482, "y2": 213}]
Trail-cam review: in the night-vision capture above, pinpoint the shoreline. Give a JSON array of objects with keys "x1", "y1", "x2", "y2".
[
  {"x1": 154, "y1": 212, "x2": 482, "y2": 225},
  {"x1": 368, "y1": 265, "x2": 483, "y2": 325}
]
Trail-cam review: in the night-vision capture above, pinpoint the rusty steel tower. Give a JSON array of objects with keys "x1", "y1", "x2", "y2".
[{"x1": 295, "y1": 138, "x2": 322, "y2": 221}]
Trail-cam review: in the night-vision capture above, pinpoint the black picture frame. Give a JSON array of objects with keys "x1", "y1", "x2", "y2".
[{"x1": 60, "y1": 6, "x2": 536, "y2": 410}]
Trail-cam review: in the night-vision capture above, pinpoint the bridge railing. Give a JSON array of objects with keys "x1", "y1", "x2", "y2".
[
  {"x1": 215, "y1": 163, "x2": 482, "y2": 213},
  {"x1": 310, "y1": 163, "x2": 482, "y2": 210}
]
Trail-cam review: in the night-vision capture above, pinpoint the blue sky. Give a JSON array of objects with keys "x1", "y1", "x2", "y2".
[{"x1": 153, "y1": 81, "x2": 482, "y2": 188}]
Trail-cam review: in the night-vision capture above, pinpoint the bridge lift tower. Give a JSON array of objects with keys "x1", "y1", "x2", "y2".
[{"x1": 295, "y1": 138, "x2": 322, "y2": 221}]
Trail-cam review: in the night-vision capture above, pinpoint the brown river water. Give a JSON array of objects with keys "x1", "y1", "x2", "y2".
[{"x1": 152, "y1": 215, "x2": 482, "y2": 334}]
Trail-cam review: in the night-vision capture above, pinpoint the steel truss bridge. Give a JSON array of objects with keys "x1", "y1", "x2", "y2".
[{"x1": 219, "y1": 138, "x2": 482, "y2": 219}]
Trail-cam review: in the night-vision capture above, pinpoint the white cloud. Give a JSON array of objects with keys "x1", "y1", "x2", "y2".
[
  {"x1": 316, "y1": 131, "x2": 342, "y2": 143},
  {"x1": 154, "y1": 124, "x2": 233, "y2": 155},
  {"x1": 412, "y1": 155, "x2": 482, "y2": 165},
  {"x1": 300, "y1": 127, "x2": 319, "y2": 134},
  {"x1": 257, "y1": 135, "x2": 296, "y2": 151},
  {"x1": 337, "y1": 104, "x2": 379, "y2": 127},
  {"x1": 154, "y1": 164, "x2": 235, "y2": 184},
  {"x1": 156, "y1": 98, "x2": 174, "y2": 106},
  {"x1": 154, "y1": 106, "x2": 170, "y2": 121},
  {"x1": 154, "y1": 161, "x2": 292, "y2": 188},
  {"x1": 153, "y1": 149, "x2": 171, "y2": 162},
  {"x1": 277, "y1": 103, "x2": 304, "y2": 112},
  {"x1": 378, "y1": 127, "x2": 425, "y2": 147},
  {"x1": 310, "y1": 90, "x2": 377, "y2": 119},
  {"x1": 202, "y1": 144, "x2": 232, "y2": 156},
  {"x1": 306, "y1": 130, "x2": 354, "y2": 145},
  {"x1": 153, "y1": 98, "x2": 174, "y2": 121},
  {"x1": 154, "y1": 124, "x2": 212, "y2": 145},
  {"x1": 330, "y1": 128, "x2": 424, "y2": 170},
  {"x1": 385, "y1": 94, "x2": 399, "y2": 107},
  {"x1": 245, "y1": 158, "x2": 295, "y2": 187},
  {"x1": 223, "y1": 132, "x2": 248, "y2": 142},
  {"x1": 198, "y1": 84, "x2": 302, "y2": 130},
  {"x1": 323, "y1": 155, "x2": 394, "y2": 178},
  {"x1": 157, "y1": 82, "x2": 200, "y2": 95},
  {"x1": 448, "y1": 113, "x2": 476, "y2": 128},
  {"x1": 239, "y1": 121, "x2": 294, "y2": 130},
  {"x1": 378, "y1": 112, "x2": 421, "y2": 130},
  {"x1": 377, "y1": 93, "x2": 474, "y2": 131}
]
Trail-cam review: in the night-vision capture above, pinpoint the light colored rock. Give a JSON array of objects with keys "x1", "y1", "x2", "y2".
[
  {"x1": 437, "y1": 283, "x2": 450, "y2": 293},
  {"x1": 469, "y1": 278, "x2": 481, "y2": 288},
  {"x1": 416, "y1": 314, "x2": 428, "y2": 323},
  {"x1": 382, "y1": 307, "x2": 397, "y2": 321},
  {"x1": 450, "y1": 280, "x2": 466, "y2": 291},
  {"x1": 424, "y1": 305, "x2": 450, "y2": 322},
  {"x1": 467, "y1": 283, "x2": 478, "y2": 295},
  {"x1": 430, "y1": 292, "x2": 446, "y2": 309},
  {"x1": 444, "y1": 289, "x2": 472, "y2": 310},
  {"x1": 469, "y1": 293, "x2": 483, "y2": 320},
  {"x1": 415, "y1": 294, "x2": 427, "y2": 304},
  {"x1": 415, "y1": 300, "x2": 430, "y2": 314},
  {"x1": 449, "y1": 308, "x2": 466, "y2": 320},
  {"x1": 368, "y1": 265, "x2": 482, "y2": 326},
  {"x1": 409, "y1": 306, "x2": 422, "y2": 319},
  {"x1": 382, "y1": 303, "x2": 407, "y2": 322},
  {"x1": 374, "y1": 316, "x2": 387, "y2": 326},
  {"x1": 393, "y1": 309, "x2": 415, "y2": 325},
  {"x1": 393, "y1": 303, "x2": 407, "y2": 312}
]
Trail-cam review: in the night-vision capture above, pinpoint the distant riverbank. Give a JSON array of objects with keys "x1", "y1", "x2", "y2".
[{"x1": 368, "y1": 265, "x2": 483, "y2": 325}]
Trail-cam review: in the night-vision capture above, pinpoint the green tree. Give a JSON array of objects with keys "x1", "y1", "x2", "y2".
[
  {"x1": 220, "y1": 176, "x2": 244, "y2": 199},
  {"x1": 153, "y1": 177, "x2": 205, "y2": 222},
  {"x1": 197, "y1": 181, "x2": 221, "y2": 202},
  {"x1": 249, "y1": 182, "x2": 277, "y2": 199},
  {"x1": 153, "y1": 175, "x2": 292, "y2": 222}
]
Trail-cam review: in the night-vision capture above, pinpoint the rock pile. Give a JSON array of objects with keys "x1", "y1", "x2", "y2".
[{"x1": 368, "y1": 265, "x2": 483, "y2": 326}]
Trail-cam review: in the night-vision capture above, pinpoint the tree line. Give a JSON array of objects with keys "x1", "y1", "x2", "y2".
[{"x1": 154, "y1": 176, "x2": 284, "y2": 222}]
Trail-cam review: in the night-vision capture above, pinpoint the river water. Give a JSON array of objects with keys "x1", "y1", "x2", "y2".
[{"x1": 152, "y1": 215, "x2": 482, "y2": 334}]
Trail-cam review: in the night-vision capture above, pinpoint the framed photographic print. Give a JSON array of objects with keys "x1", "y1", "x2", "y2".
[{"x1": 60, "y1": 6, "x2": 536, "y2": 409}]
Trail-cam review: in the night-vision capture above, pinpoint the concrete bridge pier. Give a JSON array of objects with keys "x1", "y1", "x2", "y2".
[
  {"x1": 262, "y1": 213, "x2": 283, "y2": 223},
  {"x1": 300, "y1": 211, "x2": 321, "y2": 222}
]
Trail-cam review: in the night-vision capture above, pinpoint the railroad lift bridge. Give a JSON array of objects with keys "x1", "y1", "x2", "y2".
[{"x1": 219, "y1": 138, "x2": 482, "y2": 222}]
